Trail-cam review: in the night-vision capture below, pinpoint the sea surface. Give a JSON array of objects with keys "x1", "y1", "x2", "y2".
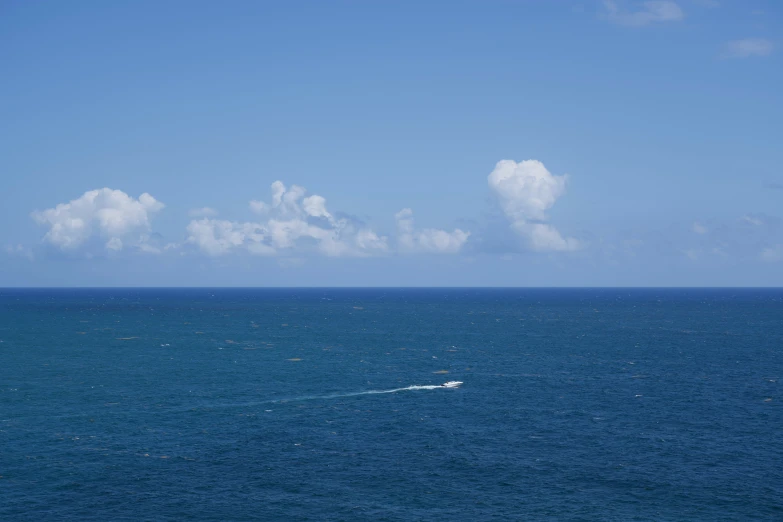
[{"x1": 0, "y1": 288, "x2": 781, "y2": 521}]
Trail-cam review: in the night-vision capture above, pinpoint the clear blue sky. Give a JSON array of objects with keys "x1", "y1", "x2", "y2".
[{"x1": 1, "y1": 0, "x2": 781, "y2": 286}]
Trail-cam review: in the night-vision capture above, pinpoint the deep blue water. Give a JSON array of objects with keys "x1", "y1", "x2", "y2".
[{"x1": 1, "y1": 288, "x2": 781, "y2": 521}]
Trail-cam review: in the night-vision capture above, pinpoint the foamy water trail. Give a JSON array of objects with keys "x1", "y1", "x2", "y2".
[
  {"x1": 196, "y1": 384, "x2": 447, "y2": 411},
  {"x1": 7, "y1": 385, "x2": 451, "y2": 420},
  {"x1": 272, "y1": 384, "x2": 443, "y2": 403}
]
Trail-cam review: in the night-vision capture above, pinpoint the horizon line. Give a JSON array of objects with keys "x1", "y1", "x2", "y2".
[{"x1": 1, "y1": 286, "x2": 782, "y2": 290}]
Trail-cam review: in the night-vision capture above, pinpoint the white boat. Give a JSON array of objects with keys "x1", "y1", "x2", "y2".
[{"x1": 441, "y1": 381, "x2": 463, "y2": 388}]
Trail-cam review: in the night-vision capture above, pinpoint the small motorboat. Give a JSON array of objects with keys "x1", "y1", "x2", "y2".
[{"x1": 441, "y1": 381, "x2": 463, "y2": 388}]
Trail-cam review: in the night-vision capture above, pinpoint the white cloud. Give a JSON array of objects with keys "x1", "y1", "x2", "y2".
[
  {"x1": 524, "y1": 223, "x2": 581, "y2": 252},
  {"x1": 394, "y1": 208, "x2": 470, "y2": 254},
  {"x1": 741, "y1": 215, "x2": 764, "y2": 226},
  {"x1": 692, "y1": 222, "x2": 708, "y2": 234},
  {"x1": 106, "y1": 237, "x2": 123, "y2": 251},
  {"x1": 722, "y1": 39, "x2": 774, "y2": 59},
  {"x1": 760, "y1": 245, "x2": 783, "y2": 262},
  {"x1": 488, "y1": 160, "x2": 565, "y2": 222},
  {"x1": 186, "y1": 218, "x2": 273, "y2": 256},
  {"x1": 138, "y1": 240, "x2": 163, "y2": 254},
  {"x1": 603, "y1": 0, "x2": 684, "y2": 26},
  {"x1": 31, "y1": 188, "x2": 164, "y2": 252},
  {"x1": 189, "y1": 207, "x2": 218, "y2": 218},
  {"x1": 488, "y1": 159, "x2": 580, "y2": 252},
  {"x1": 187, "y1": 181, "x2": 388, "y2": 258},
  {"x1": 249, "y1": 200, "x2": 269, "y2": 214}
]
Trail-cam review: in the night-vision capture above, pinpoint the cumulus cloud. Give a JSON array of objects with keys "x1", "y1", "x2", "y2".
[
  {"x1": 603, "y1": 0, "x2": 684, "y2": 26},
  {"x1": 722, "y1": 39, "x2": 774, "y2": 59},
  {"x1": 394, "y1": 208, "x2": 470, "y2": 254},
  {"x1": 31, "y1": 188, "x2": 164, "y2": 253},
  {"x1": 488, "y1": 160, "x2": 580, "y2": 252},
  {"x1": 187, "y1": 181, "x2": 388, "y2": 258},
  {"x1": 186, "y1": 219, "x2": 273, "y2": 256},
  {"x1": 189, "y1": 207, "x2": 218, "y2": 218},
  {"x1": 525, "y1": 223, "x2": 581, "y2": 252},
  {"x1": 692, "y1": 222, "x2": 708, "y2": 234}
]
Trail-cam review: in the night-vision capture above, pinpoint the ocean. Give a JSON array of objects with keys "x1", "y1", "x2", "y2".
[{"x1": 1, "y1": 288, "x2": 781, "y2": 520}]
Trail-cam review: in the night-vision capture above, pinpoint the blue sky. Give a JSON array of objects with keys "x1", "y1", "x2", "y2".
[{"x1": 1, "y1": 0, "x2": 781, "y2": 286}]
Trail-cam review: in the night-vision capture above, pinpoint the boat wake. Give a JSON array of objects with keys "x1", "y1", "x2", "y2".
[
  {"x1": 273, "y1": 384, "x2": 443, "y2": 403},
  {"x1": 197, "y1": 383, "x2": 461, "y2": 411}
]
